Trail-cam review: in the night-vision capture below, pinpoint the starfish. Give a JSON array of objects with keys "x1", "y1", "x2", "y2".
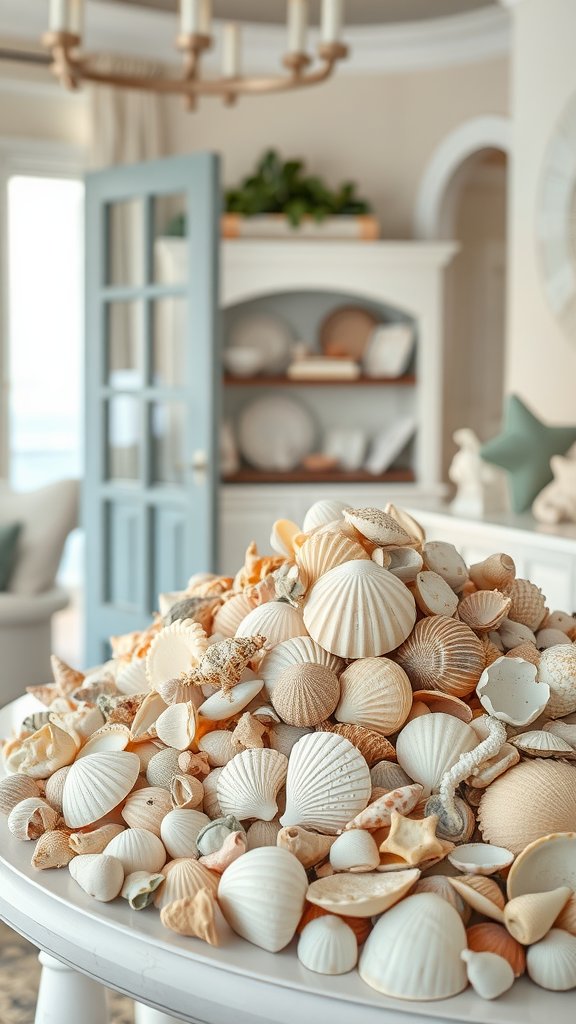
[{"x1": 378, "y1": 811, "x2": 444, "y2": 867}]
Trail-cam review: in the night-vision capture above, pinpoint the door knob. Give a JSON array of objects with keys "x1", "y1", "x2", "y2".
[{"x1": 191, "y1": 449, "x2": 208, "y2": 483}]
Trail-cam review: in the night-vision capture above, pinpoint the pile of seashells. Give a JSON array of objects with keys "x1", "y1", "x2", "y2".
[{"x1": 2, "y1": 499, "x2": 576, "y2": 1003}]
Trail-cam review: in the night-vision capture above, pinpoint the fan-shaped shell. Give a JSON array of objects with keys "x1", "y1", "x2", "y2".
[
  {"x1": 359, "y1": 893, "x2": 467, "y2": 1000},
  {"x1": 538, "y1": 645, "x2": 576, "y2": 718},
  {"x1": 146, "y1": 746, "x2": 180, "y2": 788},
  {"x1": 62, "y1": 751, "x2": 140, "y2": 828},
  {"x1": 395, "y1": 615, "x2": 485, "y2": 698},
  {"x1": 296, "y1": 530, "x2": 369, "y2": 588},
  {"x1": 235, "y1": 601, "x2": 308, "y2": 648},
  {"x1": 105, "y1": 826, "x2": 166, "y2": 875},
  {"x1": 298, "y1": 916, "x2": 358, "y2": 975},
  {"x1": 370, "y1": 761, "x2": 412, "y2": 791},
  {"x1": 458, "y1": 590, "x2": 511, "y2": 632},
  {"x1": 396, "y1": 713, "x2": 477, "y2": 794},
  {"x1": 121, "y1": 786, "x2": 172, "y2": 836},
  {"x1": 212, "y1": 592, "x2": 258, "y2": 638},
  {"x1": 218, "y1": 847, "x2": 308, "y2": 952},
  {"x1": 507, "y1": 578, "x2": 547, "y2": 631},
  {"x1": 271, "y1": 662, "x2": 340, "y2": 727},
  {"x1": 467, "y1": 922, "x2": 526, "y2": 977},
  {"x1": 154, "y1": 856, "x2": 219, "y2": 909},
  {"x1": 304, "y1": 561, "x2": 416, "y2": 660},
  {"x1": 526, "y1": 929, "x2": 576, "y2": 991},
  {"x1": 478, "y1": 759, "x2": 576, "y2": 855},
  {"x1": 280, "y1": 731, "x2": 371, "y2": 834},
  {"x1": 302, "y1": 499, "x2": 351, "y2": 533},
  {"x1": 115, "y1": 657, "x2": 148, "y2": 695},
  {"x1": 335, "y1": 658, "x2": 412, "y2": 736},
  {"x1": 0, "y1": 775, "x2": 41, "y2": 816},
  {"x1": 146, "y1": 619, "x2": 209, "y2": 689},
  {"x1": 217, "y1": 748, "x2": 288, "y2": 821},
  {"x1": 318, "y1": 721, "x2": 396, "y2": 767},
  {"x1": 510, "y1": 730, "x2": 575, "y2": 758},
  {"x1": 260, "y1": 636, "x2": 343, "y2": 698}
]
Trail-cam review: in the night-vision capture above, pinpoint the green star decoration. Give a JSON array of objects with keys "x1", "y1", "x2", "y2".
[{"x1": 480, "y1": 394, "x2": 576, "y2": 513}]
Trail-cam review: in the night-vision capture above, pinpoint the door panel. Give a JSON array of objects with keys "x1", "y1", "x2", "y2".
[{"x1": 85, "y1": 154, "x2": 220, "y2": 666}]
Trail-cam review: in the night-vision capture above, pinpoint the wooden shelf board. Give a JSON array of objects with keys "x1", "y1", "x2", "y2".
[
  {"x1": 223, "y1": 374, "x2": 416, "y2": 388},
  {"x1": 223, "y1": 468, "x2": 415, "y2": 484}
]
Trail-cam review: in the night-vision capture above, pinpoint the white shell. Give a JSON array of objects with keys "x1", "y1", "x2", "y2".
[
  {"x1": 526, "y1": 928, "x2": 576, "y2": 991},
  {"x1": 62, "y1": 751, "x2": 140, "y2": 828},
  {"x1": 212, "y1": 593, "x2": 258, "y2": 638},
  {"x1": 298, "y1": 916, "x2": 358, "y2": 975},
  {"x1": 130, "y1": 692, "x2": 170, "y2": 741},
  {"x1": 217, "y1": 847, "x2": 308, "y2": 952},
  {"x1": 246, "y1": 820, "x2": 283, "y2": 850},
  {"x1": 307, "y1": 869, "x2": 419, "y2": 918},
  {"x1": 448, "y1": 843, "x2": 514, "y2": 876},
  {"x1": 461, "y1": 949, "x2": 515, "y2": 1000},
  {"x1": 302, "y1": 499, "x2": 351, "y2": 533},
  {"x1": 260, "y1": 636, "x2": 344, "y2": 698},
  {"x1": 303, "y1": 560, "x2": 416, "y2": 659},
  {"x1": 510, "y1": 730, "x2": 575, "y2": 758},
  {"x1": 146, "y1": 619, "x2": 209, "y2": 689},
  {"x1": 202, "y1": 767, "x2": 223, "y2": 819},
  {"x1": 235, "y1": 602, "x2": 308, "y2": 648},
  {"x1": 280, "y1": 731, "x2": 371, "y2": 834},
  {"x1": 69, "y1": 854, "x2": 124, "y2": 902},
  {"x1": 477, "y1": 656, "x2": 550, "y2": 727},
  {"x1": 160, "y1": 808, "x2": 210, "y2": 859},
  {"x1": 104, "y1": 827, "x2": 166, "y2": 874},
  {"x1": 155, "y1": 702, "x2": 197, "y2": 750},
  {"x1": 75, "y1": 723, "x2": 131, "y2": 758},
  {"x1": 335, "y1": 658, "x2": 412, "y2": 735},
  {"x1": 507, "y1": 833, "x2": 576, "y2": 899},
  {"x1": 115, "y1": 658, "x2": 148, "y2": 695},
  {"x1": 198, "y1": 730, "x2": 238, "y2": 767},
  {"x1": 217, "y1": 748, "x2": 288, "y2": 821},
  {"x1": 537, "y1": 645, "x2": 576, "y2": 718},
  {"x1": 359, "y1": 893, "x2": 467, "y2": 1000},
  {"x1": 329, "y1": 830, "x2": 380, "y2": 872},
  {"x1": 198, "y1": 679, "x2": 264, "y2": 721},
  {"x1": 395, "y1": 713, "x2": 478, "y2": 795},
  {"x1": 7, "y1": 797, "x2": 58, "y2": 840},
  {"x1": 121, "y1": 786, "x2": 172, "y2": 836},
  {"x1": 268, "y1": 723, "x2": 314, "y2": 758},
  {"x1": 121, "y1": 870, "x2": 164, "y2": 910},
  {"x1": 153, "y1": 856, "x2": 219, "y2": 909}
]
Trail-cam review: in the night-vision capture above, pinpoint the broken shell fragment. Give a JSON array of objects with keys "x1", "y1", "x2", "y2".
[
  {"x1": 32, "y1": 829, "x2": 75, "y2": 869},
  {"x1": 476, "y1": 656, "x2": 550, "y2": 727},
  {"x1": 448, "y1": 875, "x2": 505, "y2": 923},
  {"x1": 8, "y1": 797, "x2": 59, "y2": 841},
  {"x1": 507, "y1": 832, "x2": 576, "y2": 899},
  {"x1": 121, "y1": 870, "x2": 164, "y2": 909},
  {"x1": 160, "y1": 887, "x2": 222, "y2": 945},
  {"x1": 448, "y1": 843, "x2": 514, "y2": 876},
  {"x1": 307, "y1": 868, "x2": 420, "y2": 918}
]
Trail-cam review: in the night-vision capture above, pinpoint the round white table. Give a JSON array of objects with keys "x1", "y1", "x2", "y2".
[{"x1": 1, "y1": 696, "x2": 574, "y2": 1024}]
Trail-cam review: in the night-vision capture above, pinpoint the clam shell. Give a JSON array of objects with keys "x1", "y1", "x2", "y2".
[
  {"x1": 537, "y1": 645, "x2": 576, "y2": 718},
  {"x1": 268, "y1": 723, "x2": 313, "y2": 758},
  {"x1": 384, "y1": 503, "x2": 426, "y2": 546},
  {"x1": 510, "y1": 729, "x2": 575, "y2": 758},
  {"x1": 504, "y1": 887, "x2": 572, "y2": 945},
  {"x1": 413, "y1": 571, "x2": 458, "y2": 618},
  {"x1": 343, "y1": 508, "x2": 411, "y2": 547},
  {"x1": 75, "y1": 723, "x2": 131, "y2": 758},
  {"x1": 302, "y1": 499, "x2": 351, "y2": 533},
  {"x1": 448, "y1": 875, "x2": 505, "y2": 922},
  {"x1": 105, "y1": 826, "x2": 166, "y2": 875},
  {"x1": 386, "y1": 547, "x2": 423, "y2": 583},
  {"x1": 202, "y1": 767, "x2": 223, "y2": 819},
  {"x1": 235, "y1": 601, "x2": 308, "y2": 648},
  {"x1": 370, "y1": 761, "x2": 412, "y2": 791},
  {"x1": 115, "y1": 657, "x2": 148, "y2": 695},
  {"x1": 469, "y1": 553, "x2": 516, "y2": 592},
  {"x1": 335, "y1": 658, "x2": 412, "y2": 736},
  {"x1": 198, "y1": 679, "x2": 264, "y2": 722},
  {"x1": 8, "y1": 797, "x2": 59, "y2": 840},
  {"x1": 296, "y1": 903, "x2": 372, "y2": 945},
  {"x1": 303, "y1": 561, "x2": 416, "y2": 659},
  {"x1": 280, "y1": 732, "x2": 371, "y2": 834},
  {"x1": 458, "y1": 590, "x2": 511, "y2": 632},
  {"x1": 298, "y1": 916, "x2": 358, "y2": 975},
  {"x1": 395, "y1": 615, "x2": 485, "y2": 698},
  {"x1": 218, "y1": 847, "x2": 308, "y2": 952},
  {"x1": 507, "y1": 578, "x2": 547, "y2": 631},
  {"x1": 478, "y1": 760, "x2": 576, "y2": 856},
  {"x1": 271, "y1": 662, "x2": 340, "y2": 727},
  {"x1": 499, "y1": 618, "x2": 537, "y2": 650},
  {"x1": 69, "y1": 853, "x2": 124, "y2": 902},
  {"x1": 146, "y1": 619, "x2": 209, "y2": 690},
  {"x1": 526, "y1": 928, "x2": 576, "y2": 990},
  {"x1": 121, "y1": 786, "x2": 172, "y2": 836},
  {"x1": 467, "y1": 922, "x2": 526, "y2": 977},
  {"x1": 62, "y1": 751, "x2": 140, "y2": 828},
  {"x1": 461, "y1": 949, "x2": 515, "y2": 1000},
  {"x1": 329, "y1": 831, "x2": 380, "y2": 873},
  {"x1": 0, "y1": 775, "x2": 41, "y2": 816},
  {"x1": 270, "y1": 519, "x2": 301, "y2": 557},
  {"x1": 121, "y1": 870, "x2": 164, "y2": 910},
  {"x1": 317, "y1": 721, "x2": 396, "y2": 767},
  {"x1": 448, "y1": 843, "x2": 514, "y2": 876},
  {"x1": 246, "y1": 820, "x2": 282, "y2": 850},
  {"x1": 422, "y1": 541, "x2": 468, "y2": 593},
  {"x1": 212, "y1": 592, "x2": 258, "y2": 638},
  {"x1": 296, "y1": 530, "x2": 369, "y2": 588},
  {"x1": 146, "y1": 746, "x2": 181, "y2": 788},
  {"x1": 359, "y1": 893, "x2": 467, "y2": 1000},
  {"x1": 217, "y1": 748, "x2": 288, "y2": 821},
  {"x1": 260, "y1": 636, "x2": 343, "y2": 698},
  {"x1": 5, "y1": 723, "x2": 78, "y2": 778},
  {"x1": 198, "y1": 730, "x2": 238, "y2": 767},
  {"x1": 69, "y1": 823, "x2": 125, "y2": 855},
  {"x1": 155, "y1": 702, "x2": 197, "y2": 750},
  {"x1": 507, "y1": 832, "x2": 576, "y2": 899},
  {"x1": 477, "y1": 656, "x2": 550, "y2": 727},
  {"x1": 160, "y1": 808, "x2": 211, "y2": 858},
  {"x1": 396, "y1": 713, "x2": 478, "y2": 795},
  {"x1": 154, "y1": 856, "x2": 219, "y2": 909}
]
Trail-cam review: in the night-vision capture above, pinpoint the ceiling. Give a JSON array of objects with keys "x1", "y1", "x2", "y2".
[{"x1": 99, "y1": 0, "x2": 499, "y2": 25}]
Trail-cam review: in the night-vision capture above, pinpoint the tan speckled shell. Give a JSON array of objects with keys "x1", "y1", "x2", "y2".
[
  {"x1": 335, "y1": 658, "x2": 412, "y2": 736},
  {"x1": 296, "y1": 530, "x2": 369, "y2": 588},
  {"x1": 458, "y1": 590, "x2": 511, "y2": 632},
  {"x1": 507, "y1": 579, "x2": 547, "y2": 631},
  {"x1": 260, "y1": 636, "x2": 344, "y2": 698},
  {"x1": 121, "y1": 786, "x2": 172, "y2": 836},
  {"x1": 422, "y1": 541, "x2": 469, "y2": 593},
  {"x1": 469, "y1": 553, "x2": 516, "y2": 592},
  {"x1": 467, "y1": 923, "x2": 526, "y2": 977},
  {"x1": 317, "y1": 721, "x2": 396, "y2": 767},
  {"x1": 343, "y1": 508, "x2": 412, "y2": 547},
  {"x1": 32, "y1": 829, "x2": 75, "y2": 869},
  {"x1": 395, "y1": 615, "x2": 485, "y2": 698},
  {"x1": 478, "y1": 759, "x2": 576, "y2": 855},
  {"x1": 271, "y1": 662, "x2": 340, "y2": 727}
]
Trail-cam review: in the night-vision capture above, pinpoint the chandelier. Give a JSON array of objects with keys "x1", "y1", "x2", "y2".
[{"x1": 43, "y1": 0, "x2": 348, "y2": 110}]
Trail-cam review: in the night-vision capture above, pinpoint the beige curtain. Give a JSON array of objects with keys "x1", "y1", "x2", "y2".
[{"x1": 88, "y1": 54, "x2": 165, "y2": 169}]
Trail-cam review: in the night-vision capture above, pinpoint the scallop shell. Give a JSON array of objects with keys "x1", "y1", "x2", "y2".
[
  {"x1": 155, "y1": 702, "x2": 197, "y2": 750},
  {"x1": 5, "y1": 723, "x2": 78, "y2": 778},
  {"x1": 386, "y1": 547, "x2": 423, "y2": 583},
  {"x1": 304, "y1": 560, "x2": 416, "y2": 660},
  {"x1": 359, "y1": 893, "x2": 467, "y2": 1000},
  {"x1": 296, "y1": 903, "x2": 372, "y2": 945},
  {"x1": 121, "y1": 870, "x2": 164, "y2": 910},
  {"x1": 146, "y1": 619, "x2": 209, "y2": 689},
  {"x1": 478, "y1": 760, "x2": 576, "y2": 855},
  {"x1": 160, "y1": 808, "x2": 210, "y2": 858},
  {"x1": 458, "y1": 590, "x2": 511, "y2": 632},
  {"x1": 396, "y1": 713, "x2": 478, "y2": 795},
  {"x1": 198, "y1": 730, "x2": 239, "y2": 767},
  {"x1": 510, "y1": 730, "x2": 575, "y2": 758},
  {"x1": 235, "y1": 601, "x2": 308, "y2": 648},
  {"x1": 537, "y1": 645, "x2": 576, "y2": 718},
  {"x1": 461, "y1": 949, "x2": 515, "y2": 1000},
  {"x1": 217, "y1": 847, "x2": 307, "y2": 952},
  {"x1": 271, "y1": 662, "x2": 340, "y2": 727},
  {"x1": 268, "y1": 723, "x2": 313, "y2": 759},
  {"x1": 335, "y1": 658, "x2": 412, "y2": 736},
  {"x1": 298, "y1": 916, "x2": 358, "y2": 975},
  {"x1": 198, "y1": 679, "x2": 264, "y2": 722},
  {"x1": 105, "y1": 826, "x2": 166, "y2": 875},
  {"x1": 303, "y1": 499, "x2": 351, "y2": 533},
  {"x1": 507, "y1": 578, "x2": 547, "y2": 631},
  {"x1": 526, "y1": 928, "x2": 576, "y2": 990},
  {"x1": 449, "y1": 875, "x2": 505, "y2": 922},
  {"x1": 343, "y1": 508, "x2": 412, "y2": 547},
  {"x1": 217, "y1": 748, "x2": 288, "y2": 821},
  {"x1": 8, "y1": 797, "x2": 59, "y2": 840},
  {"x1": 246, "y1": 820, "x2": 282, "y2": 850},
  {"x1": 0, "y1": 775, "x2": 41, "y2": 816},
  {"x1": 504, "y1": 887, "x2": 572, "y2": 945},
  {"x1": 146, "y1": 746, "x2": 181, "y2": 788},
  {"x1": 329, "y1": 831, "x2": 380, "y2": 873},
  {"x1": 69, "y1": 823, "x2": 125, "y2": 855},
  {"x1": 260, "y1": 636, "x2": 343, "y2": 698},
  {"x1": 69, "y1": 853, "x2": 124, "y2": 902},
  {"x1": 121, "y1": 786, "x2": 172, "y2": 836},
  {"x1": 469, "y1": 553, "x2": 516, "y2": 592},
  {"x1": 296, "y1": 530, "x2": 369, "y2": 588},
  {"x1": 317, "y1": 721, "x2": 396, "y2": 767},
  {"x1": 467, "y1": 922, "x2": 526, "y2": 977},
  {"x1": 422, "y1": 541, "x2": 469, "y2": 593},
  {"x1": 369, "y1": 761, "x2": 412, "y2": 791},
  {"x1": 62, "y1": 750, "x2": 140, "y2": 828},
  {"x1": 154, "y1": 856, "x2": 219, "y2": 909},
  {"x1": 506, "y1": 832, "x2": 576, "y2": 899},
  {"x1": 280, "y1": 731, "x2": 371, "y2": 834},
  {"x1": 476, "y1": 656, "x2": 550, "y2": 727},
  {"x1": 75, "y1": 723, "x2": 131, "y2": 758},
  {"x1": 395, "y1": 615, "x2": 485, "y2": 698},
  {"x1": 115, "y1": 657, "x2": 148, "y2": 695},
  {"x1": 212, "y1": 592, "x2": 258, "y2": 638}
]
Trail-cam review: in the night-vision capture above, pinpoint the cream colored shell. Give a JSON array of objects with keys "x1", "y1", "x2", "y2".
[
  {"x1": 537, "y1": 645, "x2": 576, "y2": 718},
  {"x1": 478, "y1": 759, "x2": 576, "y2": 856},
  {"x1": 217, "y1": 748, "x2": 288, "y2": 821},
  {"x1": 69, "y1": 853, "x2": 124, "y2": 903},
  {"x1": 335, "y1": 658, "x2": 412, "y2": 736},
  {"x1": 302, "y1": 499, "x2": 351, "y2": 533},
  {"x1": 62, "y1": 750, "x2": 140, "y2": 828},
  {"x1": 271, "y1": 662, "x2": 340, "y2": 727},
  {"x1": 526, "y1": 929, "x2": 576, "y2": 991},
  {"x1": 296, "y1": 529, "x2": 369, "y2": 588},
  {"x1": 395, "y1": 615, "x2": 484, "y2": 698},
  {"x1": 146, "y1": 619, "x2": 209, "y2": 689},
  {"x1": 104, "y1": 826, "x2": 166, "y2": 875},
  {"x1": 217, "y1": 847, "x2": 308, "y2": 952},
  {"x1": 297, "y1": 916, "x2": 358, "y2": 975},
  {"x1": 280, "y1": 731, "x2": 371, "y2": 834},
  {"x1": 396, "y1": 713, "x2": 478, "y2": 794},
  {"x1": 235, "y1": 601, "x2": 308, "y2": 648},
  {"x1": 477, "y1": 656, "x2": 550, "y2": 727},
  {"x1": 154, "y1": 856, "x2": 219, "y2": 910},
  {"x1": 507, "y1": 832, "x2": 576, "y2": 899},
  {"x1": 121, "y1": 786, "x2": 172, "y2": 837},
  {"x1": 212, "y1": 592, "x2": 258, "y2": 637},
  {"x1": 260, "y1": 636, "x2": 343, "y2": 698}
]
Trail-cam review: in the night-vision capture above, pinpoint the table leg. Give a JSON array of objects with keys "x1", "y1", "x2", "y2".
[
  {"x1": 134, "y1": 1006, "x2": 187, "y2": 1024},
  {"x1": 35, "y1": 951, "x2": 110, "y2": 1024}
]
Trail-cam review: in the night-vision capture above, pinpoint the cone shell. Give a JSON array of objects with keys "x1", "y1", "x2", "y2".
[
  {"x1": 8, "y1": 797, "x2": 59, "y2": 840},
  {"x1": 297, "y1": 916, "x2": 358, "y2": 975},
  {"x1": 146, "y1": 619, "x2": 209, "y2": 689},
  {"x1": 32, "y1": 828, "x2": 76, "y2": 870},
  {"x1": 212, "y1": 592, "x2": 258, "y2": 638},
  {"x1": 304, "y1": 560, "x2": 416, "y2": 660},
  {"x1": 395, "y1": 615, "x2": 485, "y2": 698},
  {"x1": 69, "y1": 853, "x2": 124, "y2": 902},
  {"x1": 467, "y1": 922, "x2": 526, "y2": 977},
  {"x1": 121, "y1": 786, "x2": 172, "y2": 836},
  {"x1": 469, "y1": 553, "x2": 516, "y2": 592},
  {"x1": 217, "y1": 748, "x2": 288, "y2": 821},
  {"x1": 335, "y1": 658, "x2": 412, "y2": 736},
  {"x1": 296, "y1": 530, "x2": 369, "y2": 588},
  {"x1": 235, "y1": 602, "x2": 308, "y2": 648},
  {"x1": 218, "y1": 847, "x2": 307, "y2": 952},
  {"x1": 105, "y1": 826, "x2": 166, "y2": 875},
  {"x1": 280, "y1": 731, "x2": 371, "y2": 834},
  {"x1": 507, "y1": 578, "x2": 547, "y2": 631},
  {"x1": 478, "y1": 759, "x2": 576, "y2": 855},
  {"x1": 261, "y1": 636, "x2": 343, "y2": 698},
  {"x1": 396, "y1": 713, "x2": 478, "y2": 794},
  {"x1": 449, "y1": 875, "x2": 505, "y2": 923},
  {"x1": 0, "y1": 775, "x2": 41, "y2": 816},
  {"x1": 504, "y1": 887, "x2": 572, "y2": 945},
  {"x1": 302, "y1": 499, "x2": 351, "y2": 533},
  {"x1": 246, "y1": 820, "x2": 282, "y2": 850},
  {"x1": 271, "y1": 662, "x2": 340, "y2": 727},
  {"x1": 154, "y1": 856, "x2": 219, "y2": 909},
  {"x1": 318, "y1": 721, "x2": 397, "y2": 767},
  {"x1": 526, "y1": 928, "x2": 576, "y2": 990},
  {"x1": 538, "y1": 645, "x2": 576, "y2": 718},
  {"x1": 62, "y1": 751, "x2": 140, "y2": 828},
  {"x1": 458, "y1": 590, "x2": 511, "y2": 632},
  {"x1": 359, "y1": 893, "x2": 467, "y2": 1000}
]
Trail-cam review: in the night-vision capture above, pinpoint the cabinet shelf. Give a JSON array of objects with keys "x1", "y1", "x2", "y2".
[
  {"x1": 223, "y1": 468, "x2": 415, "y2": 485},
  {"x1": 223, "y1": 374, "x2": 416, "y2": 388}
]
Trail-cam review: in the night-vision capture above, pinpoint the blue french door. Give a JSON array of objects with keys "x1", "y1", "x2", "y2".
[{"x1": 84, "y1": 153, "x2": 220, "y2": 665}]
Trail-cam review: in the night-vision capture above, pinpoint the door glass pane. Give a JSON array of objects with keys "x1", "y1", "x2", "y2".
[
  {"x1": 153, "y1": 193, "x2": 187, "y2": 285},
  {"x1": 107, "y1": 199, "x2": 144, "y2": 287},
  {"x1": 107, "y1": 301, "x2": 143, "y2": 389},
  {"x1": 152, "y1": 402, "x2": 185, "y2": 484},
  {"x1": 152, "y1": 297, "x2": 186, "y2": 387},
  {"x1": 108, "y1": 395, "x2": 140, "y2": 480}
]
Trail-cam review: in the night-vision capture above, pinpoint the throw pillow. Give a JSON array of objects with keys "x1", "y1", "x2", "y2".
[
  {"x1": 0, "y1": 479, "x2": 79, "y2": 595},
  {"x1": 0, "y1": 521, "x2": 22, "y2": 591}
]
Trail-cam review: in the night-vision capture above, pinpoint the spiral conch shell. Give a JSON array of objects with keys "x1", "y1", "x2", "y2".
[
  {"x1": 395, "y1": 615, "x2": 485, "y2": 698},
  {"x1": 335, "y1": 658, "x2": 412, "y2": 736}
]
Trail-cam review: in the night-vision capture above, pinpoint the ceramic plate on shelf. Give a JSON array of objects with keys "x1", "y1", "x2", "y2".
[
  {"x1": 237, "y1": 394, "x2": 317, "y2": 472},
  {"x1": 323, "y1": 427, "x2": 367, "y2": 471},
  {"x1": 364, "y1": 416, "x2": 417, "y2": 475},
  {"x1": 319, "y1": 306, "x2": 380, "y2": 361},
  {"x1": 228, "y1": 313, "x2": 295, "y2": 375},
  {"x1": 363, "y1": 323, "x2": 415, "y2": 379}
]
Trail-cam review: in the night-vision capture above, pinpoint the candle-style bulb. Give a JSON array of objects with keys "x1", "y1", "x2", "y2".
[
  {"x1": 180, "y1": 0, "x2": 202, "y2": 35},
  {"x1": 222, "y1": 22, "x2": 241, "y2": 78},
  {"x1": 200, "y1": 0, "x2": 212, "y2": 36},
  {"x1": 49, "y1": 0, "x2": 83, "y2": 35},
  {"x1": 321, "y1": 0, "x2": 344, "y2": 43},
  {"x1": 287, "y1": 0, "x2": 308, "y2": 54}
]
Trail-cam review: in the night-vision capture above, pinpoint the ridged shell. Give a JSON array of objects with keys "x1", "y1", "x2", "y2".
[
  {"x1": 268, "y1": 723, "x2": 313, "y2": 758},
  {"x1": 370, "y1": 761, "x2": 412, "y2": 791},
  {"x1": 146, "y1": 619, "x2": 209, "y2": 689},
  {"x1": 69, "y1": 853, "x2": 124, "y2": 902},
  {"x1": 359, "y1": 893, "x2": 467, "y2": 1000},
  {"x1": 198, "y1": 730, "x2": 238, "y2": 767},
  {"x1": 217, "y1": 847, "x2": 308, "y2": 952},
  {"x1": 246, "y1": 819, "x2": 282, "y2": 850},
  {"x1": 510, "y1": 730, "x2": 575, "y2": 757},
  {"x1": 62, "y1": 751, "x2": 140, "y2": 828},
  {"x1": 395, "y1": 615, "x2": 485, "y2": 698},
  {"x1": 235, "y1": 601, "x2": 308, "y2": 648},
  {"x1": 458, "y1": 590, "x2": 511, "y2": 632},
  {"x1": 154, "y1": 856, "x2": 219, "y2": 909},
  {"x1": 467, "y1": 922, "x2": 526, "y2": 977},
  {"x1": 105, "y1": 826, "x2": 166, "y2": 874},
  {"x1": 526, "y1": 929, "x2": 576, "y2": 990},
  {"x1": 212, "y1": 592, "x2": 258, "y2": 638},
  {"x1": 32, "y1": 828, "x2": 76, "y2": 869},
  {"x1": 296, "y1": 530, "x2": 369, "y2": 588},
  {"x1": 318, "y1": 721, "x2": 396, "y2": 767},
  {"x1": 260, "y1": 636, "x2": 344, "y2": 697},
  {"x1": 448, "y1": 875, "x2": 505, "y2": 922},
  {"x1": 469, "y1": 553, "x2": 516, "y2": 592},
  {"x1": 396, "y1": 713, "x2": 478, "y2": 794},
  {"x1": 413, "y1": 876, "x2": 469, "y2": 923},
  {"x1": 160, "y1": 808, "x2": 210, "y2": 858},
  {"x1": 202, "y1": 768, "x2": 223, "y2": 819},
  {"x1": 115, "y1": 657, "x2": 148, "y2": 695},
  {"x1": 304, "y1": 561, "x2": 416, "y2": 660},
  {"x1": 504, "y1": 887, "x2": 572, "y2": 945},
  {"x1": 271, "y1": 662, "x2": 340, "y2": 727},
  {"x1": 506, "y1": 832, "x2": 576, "y2": 899},
  {"x1": 75, "y1": 723, "x2": 131, "y2": 758},
  {"x1": 298, "y1": 916, "x2": 358, "y2": 975},
  {"x1": 217, "y1": 748, "x2": 288, "y2": 821},
  {"x1": 478, "y1": 759, "x2": 576, "y2": 855},
  {"x1": 335, "y1": 658, "x2": 412, "y2": 736},
  {"x1": 121, "y1": 786, "x2": 172, "y2": 836},
  {"x1": 507, "y1": 578, "x2": 547, "y2": 631},
  {"x1": 146, "y1": 746, "x2": 180, "y2": 788},
  {"x1": 280, "y1": 732, "x2": 371, "y2": 834},
  {"x1": 538, "y1": 645, "x2": 576, "y2": 718},
  {"x1": 329, "y1": 830, "x2": 380, "y2": 873},
  {"x1": 302, "y1": 499, "x2": 351, "y2": 533},
  {"x1": 0, "y1": 775, "x2": 41, "y2": 816},
  {"x1": 8, "y1": 797, "x2": 59, "y2": 840}
]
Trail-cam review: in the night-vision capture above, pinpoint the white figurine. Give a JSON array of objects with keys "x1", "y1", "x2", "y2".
[
  {"x1": 449, "y1": 428, "x2": 508, "y2": 517},
  {"x1": 533, "y1": 452, "x2": 576, "y2": 524}
]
